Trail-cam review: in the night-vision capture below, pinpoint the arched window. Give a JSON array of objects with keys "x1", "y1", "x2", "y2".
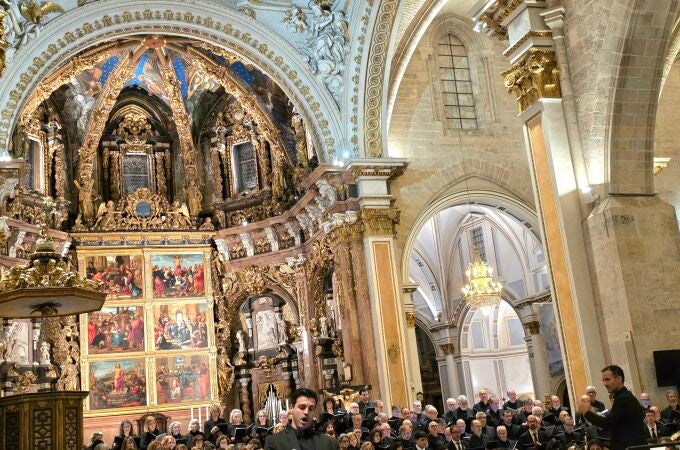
[{"x1": 437, "y1": 33, "x2": 477, "y2": 129}]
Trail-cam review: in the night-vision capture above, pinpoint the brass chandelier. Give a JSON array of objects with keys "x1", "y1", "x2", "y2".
[{"x1": 461, "y1": 246, "x2": 503, "y2": 310}]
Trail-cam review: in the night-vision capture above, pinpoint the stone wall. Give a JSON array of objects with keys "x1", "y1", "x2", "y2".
[
  {"x1": 387, "y1": 13, "x2": 534, "y2": 254},
  {"x1": 655, "y1": 61, "x2": 680, "y2": 223}
]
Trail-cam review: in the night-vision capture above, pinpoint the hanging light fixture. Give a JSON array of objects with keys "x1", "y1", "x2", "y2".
[{"x1": 461, "y1": 245, "x2": 503, "y2": 310}]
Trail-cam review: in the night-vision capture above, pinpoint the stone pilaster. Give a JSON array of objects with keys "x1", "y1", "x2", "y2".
[
  {"x1": 346, "y1": 158, "x2": 410, "y2": 408},
  {"x1": 524, "y1": 320, "x2": 552, "y2": 398},
  {"x1": 585, "y1": 196, "x2": 680, "y2": 398},
  {"x1": 470, "y1": 1, "x2": 606, "y2": 404}
]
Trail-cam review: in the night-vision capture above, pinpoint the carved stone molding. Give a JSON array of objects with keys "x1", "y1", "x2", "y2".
[
  {"x1": 363, "y1": 0, "x2": 399, "y2": 157},
  {"x1": 524, "y1": 320, "x2": 540, "y2": 335},
  {"x1": 440, "y1": 343, "x2": 456, "y2": 356},
  {"x1": 361, "y1": 207, "x2": 400, "y2": 236},
  {"x1": 502, "y1": 48, "x2": 561, "y2": 112},
  {"x1": 350, "y1": 165, "x2": 406, "y2": 181},
  {"x1": 405, "y1": 311, "x2": 416, "y2": 327}
]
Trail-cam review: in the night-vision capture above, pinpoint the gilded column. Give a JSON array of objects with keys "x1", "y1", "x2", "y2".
[
  {"x1": 329, "y1": 233, "x2": 365, "y2": 385},
  {"x1": 210, "y1": 143, "x2": 224, "y2": 202},
  {"x1": 253, "y1": 132, "x2": 272, "y2": 190},
  {"x1": 347, "y1": 160, "x2": 409, "y2": 408},
  {"x1": 470, "y1": 0, "x2": 605, "y2": 403},
  {"x1": 110, "y1": 151, "x2": 121, "y2": 201},
  {"x1": 155, "y1": 152, "x2": 167, "y2": 196},
  {"x1": 294, "y1": 265, "x2": 319, "y2": 392}
]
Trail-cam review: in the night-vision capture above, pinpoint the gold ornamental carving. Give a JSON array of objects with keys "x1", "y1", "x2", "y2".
[
  {"x1": 440, "y1": 343, "x2": 455, "y2": 356},
  {"x1": 13, "y1": 370, "x2": 37, "y2": 394},
  {"x1": 361, "y1": 207, "x2": 400, "y2": 236},
  {"x1": 5, "y1": 12, "x2": 336, "y2": 162},
  {"x1": 0, "y1": 11, "x2": 6, "y2": 79},
  {"x1": 254, "y1": 355, "x2": 276, "y2": 376},
  {"x1": 525, "y1": 320, "x2": 540, "y2": 335},
  {"x1": 502, "y1": 48, "x2": 561, "y2": 113},
  {"x1": 87, "y1": 188, "x2": 195, "y2": 231},
  {"x1": 405, "y1": 311, "x2": 416, "y2": 327},
  {"x1": 387, "y1": 343, "x2": 400, "y2": 364}
]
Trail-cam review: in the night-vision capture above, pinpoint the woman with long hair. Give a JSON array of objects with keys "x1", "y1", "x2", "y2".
[
  {"x1": 347, "y1": 433, "x2": 360, "y2": 450},
  {"x1": 122, "y1": 437, "x2": 138, "y2": 450},
  {"x1": 140, "y1": 416, "x2": 160, "y2": 450},
  {"x1": 338, "y1": 434, "x2": 350, "y2": 450},
  {"x1": 113, "y1": 419, "x2": 136, "y2": 449}
]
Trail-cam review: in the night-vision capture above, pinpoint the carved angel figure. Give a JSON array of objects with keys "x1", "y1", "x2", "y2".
[
  {"x1": 93, "y1": 200, "x2": 117, "y2": 230},
  {"x1": 39, "y1": 340, "x2": 50, "y2": 365},
  {"x1": 73, "y1": 177, "x2": 95, "y2": 222},
  {"x1": 276, "y1": 313, "x2": 288, "y2": 344},
  {"x1": 0, "y1": 0, "x2": 63, "y2": 60},
  {"x1": 167, "y1": 201, "x2": 192, "y2": 229},
  {"x1": 319, "y1": 316, "x2": 329, "y2": 338},
  {"x1": 283, "y1": 7, "x2": 308, "y2": 33}
]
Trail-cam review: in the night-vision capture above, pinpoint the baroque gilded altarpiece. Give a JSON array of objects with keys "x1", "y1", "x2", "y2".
[{"x1": 74, "y1": 238, "x2": 217, "y2": 417}]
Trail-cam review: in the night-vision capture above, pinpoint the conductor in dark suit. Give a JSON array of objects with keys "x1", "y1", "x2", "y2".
[
  {"x1": 577, "y1": 365, "x2": 646, "y2": 450},
  {"x1": 265, "y1": 388, "x2": 339, "y2": 450}
]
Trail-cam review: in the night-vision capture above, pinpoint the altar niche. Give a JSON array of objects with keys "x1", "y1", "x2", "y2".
[{"x1": 232, "y1": 293, "x2": 299, "y2": 424}]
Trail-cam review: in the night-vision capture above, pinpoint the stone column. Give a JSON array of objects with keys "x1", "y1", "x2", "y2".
[
  {"x1": 347, "y1": 158, "x2": 410, "y2": 409},
  {"x1": 470, "y1": 0, "x2": 606, "y2": 404},
  {"x1": 440, "y1": 343, "x2": 460, "y2": 400},
  {"x1": 524, "y1": 320, "x2": 552, "y2": 399},
  {"x1": 402, "y1": 286, "x2": 423, "y2": 404}
]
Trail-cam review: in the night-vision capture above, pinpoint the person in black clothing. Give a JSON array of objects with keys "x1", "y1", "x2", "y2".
[
  {"x1": 514, "y1": 400, "x2": 534, "y2": 426},
  {"x1": 643, "y1": 409, "x2": 668, "y2": 441},
  {"x1": 661, "y1": 389, "x2": 680, "y2": 430},
  {"x1": 88, "y1": 432, "x2": 104, "y2": 450},
  {"x1": 486, "y1": 398, "x2": 502, "y2": 428},
  {"x1": 555, "y1": 417, "x2": 583, "y2": 445},
  {"x1": 502, "y1": 390, "x2": 524, "y2": 412},
  {"x1": 586, "y1": 386, "x2": 606, "y2": 412},
  {"x1": 113, "y1": 419, "x2": 137, "y2": 449},
  {"x1": 140, "y1": 416, "x2": 160, "y2": 450},
  {"x1": 494, "y1": 425, "x2": 516, "y2": 448},
  {"x1": 444, "y1": 398, "x2": 458, "y2": 425},
  {"x1": 358, "y1": 386, "x2": 374, "y2": 417},
  {"x1": 204, "y1": 405, "x2": 226, "y2": 444},
  {"x1": 468, "y1": 420, "x2": 489, "y2": 448},
  {"x1": 449, "y1": 426, "x2": 469, "y2": 450},
  {"x1": 517, "y1": 415, "x2": 550, "y2": 448},
  {"x1": 499, "y1": 410, "x2": 522, "y2": 439},
  {"x1": 577, "y1": 364, "x2": 646, "y2": 450},
  {"x1": 455, "y1": 396, "x2": 474, "y2": 431},
  {"x1": 547, "y1": 396, "x2": 569, "y2": 420},
  {"x1": 473, "y1": 389, "x2": 491, "y2": 415},
  {"x1": 264, "y1": 387, "x2": 339, "y2": 450},
  {"x1": 427, "y1": 421, "x2": 446, "y2": 450}
]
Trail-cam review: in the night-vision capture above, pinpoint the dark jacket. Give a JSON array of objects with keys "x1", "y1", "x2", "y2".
[
  {"x1": 264, "y1": 427, "x2": 339, "y2": 450},
  {"x1": 517, "y1": 429, "x2": 551, "y2": 447},
  {"x1": 584, "y1": 386, "x2": 645, "y2": 450}
]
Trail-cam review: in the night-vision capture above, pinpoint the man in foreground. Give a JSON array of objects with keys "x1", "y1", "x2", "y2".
[
  {"x1": 265, "y1": 387, "x2": 339, "y2": 450},
  {"x1": 577, "y1": 365, "x2": 645, "y2": 450}
]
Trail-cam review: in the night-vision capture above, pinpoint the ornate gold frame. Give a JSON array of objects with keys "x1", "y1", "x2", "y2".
[{"x1": 77, "y1": 244, "x2": 217, "y2": 417}]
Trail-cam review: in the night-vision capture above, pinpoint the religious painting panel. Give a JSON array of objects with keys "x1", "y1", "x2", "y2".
[
  {"x1": 539, "y1": 304, "x2": 565, "y2": 376},
  {"x1": 155, "y1": 354, "x2": 211, "y2": 405},
  {"x1": 85, "y1": 254, "x2": 144, "y2": 299},
  {"x1": 152, "y1": 303, "x2": 209, "y2": 351},
  {"x1": 150, "y1": 253, "x2": 205, "y2": 298},
  {"x1": 86, "y1": 306, "x2": 146, "y2": 355},
  {"x1": 88, "y1": 358, "x2": 147, "y2": 411}
]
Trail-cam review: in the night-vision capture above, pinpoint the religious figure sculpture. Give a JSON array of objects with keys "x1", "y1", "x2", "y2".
[
  {"x1": 184, "y1": 180, "x2": 203, "y2": 216},
  {"x1": 298, "y1": 0, "x2": 349, "y2": 102},
  {"x1": 39, "y1": 340, "x2": 50, "y2": 365},
  {"x1": 199, "y1": 217, "x2": 215, "y2": 231},
  {"x1": 276, "y1": 313, "x2": 288, "y2": 344},
  {"x1": 319, "y1": 315, "x2": 329, "y2": 338},
  {"x1": 93, "y1": 200, "x2": 117, "y2": 230},
  {"x1": 74, "y1": 177, "x2": 95, "y2": 222},
  {"x1": 236, "y1": 330, "x2": 246, "y2": 353},
  {"x1": 292, "y1": 113, "x2": 309, "y2": 168}
]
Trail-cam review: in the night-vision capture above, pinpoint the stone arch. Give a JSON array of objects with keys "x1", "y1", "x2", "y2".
[
  {"x1": 399, "y1": 185, "x2": 540, "y2": 285},
  {"x1": 0, "y1": 0, "x2": 343, "y2": 162},
  {"x1": 605, "y1": 0, "x2": 680, "y2": 194}
]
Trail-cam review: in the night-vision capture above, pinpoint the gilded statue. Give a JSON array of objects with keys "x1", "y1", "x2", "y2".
[
  {"x1": 74, "y1": 177, "x2": 95, "y2": 222},
  {"x1": 199, "y1": 217, "x2": 215, "y2": 231},
  {"x1": 184, "y1": 180, "x2": 203, "y2": 217},
  {"x1": 167, "y1": 201, "x2": 192, "y2": 229},
  {"x1": 292, "y1": 114, "x2": 309, "y2": 168},
  {"x1": 94, "y1": 200, "x2": 118, "y2": 230}
]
